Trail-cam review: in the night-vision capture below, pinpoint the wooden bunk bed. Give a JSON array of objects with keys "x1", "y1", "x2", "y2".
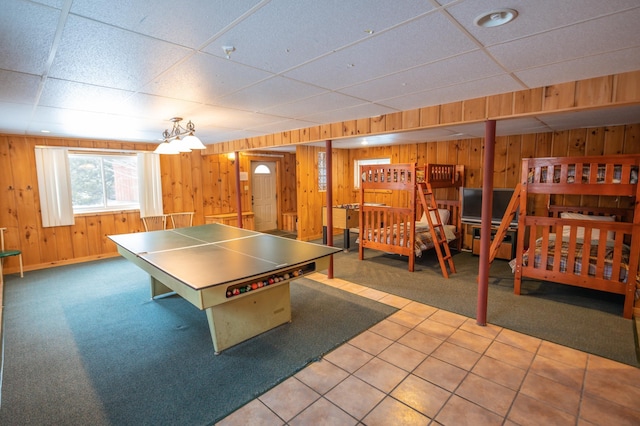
[
  {"x1": 510, "y1": 154, "x2": 640, "y2": 318},
  {"x1": 357, "y1": 163, "x2": 464, "y2": 277}
]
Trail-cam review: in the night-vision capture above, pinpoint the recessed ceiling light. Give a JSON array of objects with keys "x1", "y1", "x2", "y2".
[
  {"x1": 41, "y1": 129, "x2": 50, "y2": 133},
  {"x1": 474, "y1": 8, "x2": 518, "y2": 28}
]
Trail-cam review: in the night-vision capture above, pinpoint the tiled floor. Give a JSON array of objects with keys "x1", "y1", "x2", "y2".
[{"x1": 217, "y1": 273, "x2": 640, "y2": 425}]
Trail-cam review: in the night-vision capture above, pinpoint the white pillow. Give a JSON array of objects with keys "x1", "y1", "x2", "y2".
[
  {"x1": 420, "y1": 208, "x2": 450, "y2": 226},
  {"x1": 559, "y1": 212, "x2": 615, "y2": 241}
]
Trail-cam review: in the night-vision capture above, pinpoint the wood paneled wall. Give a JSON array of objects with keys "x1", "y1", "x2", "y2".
[
  {"x1": 295, "y1": 124, "x2": 640, "y2": 250},
  {"x1": 0, "y1": 136, "x2": 298, "y2": 273}
]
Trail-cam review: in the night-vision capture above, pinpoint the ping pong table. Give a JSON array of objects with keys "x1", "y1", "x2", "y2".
[{"x1": 109, "y1": 223, "x2": 341, "y2": 354}]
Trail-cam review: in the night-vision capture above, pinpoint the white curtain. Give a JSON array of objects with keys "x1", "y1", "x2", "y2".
[
  {"x1": 137, "y1": 152, "x2": 163, "y2": 218},
  {"x1": 35, "y1": 147, "x2": 74, "y2": 227}
]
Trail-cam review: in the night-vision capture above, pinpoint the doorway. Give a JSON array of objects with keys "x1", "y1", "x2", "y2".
[{"x1": 251, "y1": 161, "x2": 277, "y2": 231}]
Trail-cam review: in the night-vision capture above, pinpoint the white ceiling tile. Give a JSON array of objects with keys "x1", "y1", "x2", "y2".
[
  {"x1": 339, "y1": 50, "x2": 503, "y2": 101},
  {"x1": 515, "y1": 46, "x2": 640, "y2": 89},
  {"x1": 298, "y1": 103, "x2": 398, "y2": 125},
  {"x1": 283, "y1": 11, "x2": 478, "y2": 90},
  {"x1": 378, "y1": 74, "x2": 524, "y2": 111},
  {"x1": 202, "y1": 0, "x2": 435, "y2": 72},
  {"x1": 0, "y1": 1, "x2": 639, "y2": 146},
  {"x1": 0, "y1": 71, "x2": 42, "y2": 104},
  {"x1": 143, "y1": 52, "x2": 272, "y2": 103},
  {"x1": 261, "y1": 92, "x2": 368, "y2": 118},
  {"x1": 447, "y1": 0, "x2": 640, "y2": 46},
  {"x1": 488, "y1": 8, "x2": 640, "y2": 71},
  {"x1": 0, "y1": 1, "x2": 60, "y2": 74},
  {"x1": 0, "y1": 102, "x2": 34, "y2": 133},
  {"x1": 31, "y1": 106, "x2": 163, "y2": 141},
  {"x1": 69, "y1": 0, "x2": 264, "y2": 48},
  {"x1": 218, "y1": 76, "x2": 326, "y2": 112},
  {"x1": 39, "y1": 79, "x2": 135, "y2": 114},
  {"x1": 49, "y1": 14, "x2": 191, "y2": 90}
]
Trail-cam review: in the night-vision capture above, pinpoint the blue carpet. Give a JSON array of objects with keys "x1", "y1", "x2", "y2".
[{"x1": 0, "y1": 258, "x2": 396, "y2": 425}]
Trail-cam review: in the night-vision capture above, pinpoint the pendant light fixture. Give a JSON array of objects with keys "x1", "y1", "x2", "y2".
[{"x1": 154, "y1": 117, "x2": 206, "y2": 154}]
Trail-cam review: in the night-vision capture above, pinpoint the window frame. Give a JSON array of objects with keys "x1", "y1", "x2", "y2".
[
  {"x1": 68, "y1": 151, "x2": 140, "y2": 214},
  {"x1": 353, "y1": 157, "x2": 391, "y2": 189}
]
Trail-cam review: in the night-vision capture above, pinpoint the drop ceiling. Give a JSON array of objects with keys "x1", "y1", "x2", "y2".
[{"x1": 1, "y1": 0, "x2": 639, "y2": 151}]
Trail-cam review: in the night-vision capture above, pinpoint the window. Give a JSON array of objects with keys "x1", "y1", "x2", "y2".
[
  {"x1": 69, "y1": 152, "x2": 139, "y2": 213},
  {"x1": 318, "y1": 151, "x2": 327, "y2": 191},
  {"x1": 354, "y1": 158, "x2": 391, "y2": 188}
]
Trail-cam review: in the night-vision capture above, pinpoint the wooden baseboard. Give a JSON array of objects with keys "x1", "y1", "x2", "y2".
[{"x1": 3, "y1": 252, "x2": 121, "y2": 275}]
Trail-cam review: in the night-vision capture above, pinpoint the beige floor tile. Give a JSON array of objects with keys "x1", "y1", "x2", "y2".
[
  {"x1": 379, "y1": 293, "x2": 412, "y2": 309},
  {"x1": 348, "y1": 330, "x2": 394, "y2": 356},
  {"x1": 401, "y1": 301, "x2": 438, "y2": 318},
  {"x1": 579, "y1": 393, "x2": 640, "y2": 426},
  {"x1": 484, "y1": 340, "x2": 535, "y2": 370},
  {"x1": 429, "y1": 309, "x2": 468, "y2": 328},
  {"x1": 218, "y1": 275, "x2": 640, "y2": 426},
  {"x1": 323, "y1": 343, "x2": 373, "y2": 373},
  {"x1": 584, "y1": 367, "x2": 640, "y2": 411},
  {"x1": 447, "y1": 328, "x2": 493, "y2": 353},
  {"x1": 529, "y1": 353, "x2": 584, "y2": 389},
  {"x1": 325, "y1": 375, "x2": 386, "y2": 420},
  {"x1": 431, "y1": 341, "x2": 482, "y2": 371},
  {"x1": 341, "y1": 281, "x2": 368, "y2": 294},
  {"x1": 455, "y1": 373, "x2": 516, "y2": 417},
  {"x1": 289, "y1": 397, "x2": 358, "y2": 426},
  {"x1": 460, "y1": 318, "x2": 502, "y2": 340},
  {"x1": 368, "y1": 318, "x2": 411, "y2": 340},
  {"x1": 435, "y1": 394, "x2": 503, "y2": 426},
  {"x1": 387, "y1": 310, "x2": 427, "y2": 328},
  {"x1": 519, "y1": 372, "x2": 581, "y2": 416},
  {"x1": 215, "y1": 399, "x2": 283, "y2": 426},
  {"x1": 390, "y1": 374, "x2": 451, "y2": 418},
  {"x1": 415, "y1": 318, "x2": 457, "y2": 340},
  {"x1": 378, "y1": 341, "x2": 428, "y2": 372},
  {"x1": 397, "y1": 329, "x2": 444, "y2": 355},
  {"x1": 587, "y1": 354, "x2": 640, "y2": 389},
  {"x1": 471, "y1": 355, "x2": 526, "y2": 391},
  {"x1": 295, "y1": 359, "x2": 349, "y2": 394},
  {"x1": 362, "y1": 396, "x2": 430, "y2": 426},
  {"x1": 358, "y1": 287, "x2": 388, "y2": 301},
  {"x1": 258, "y1": 377, "x2": 320, "y2": 422},
  {"x1": 413, "y1": 356, "x2": 467, "y2": 392},
  {"x1": 354, "y1": 357, "x2": 408, "y2": 393},
  {"x1": 537, "y1": 340, "x2": 588, "y2": 369},
  {"x1": 495, "y1": 328, "x2": 541, "y2": 353},
  {"x1": 507, "y1": 393, "x2": 576, "y2": 426},
  {"x1": 322, "y1": 280, "x2": 347, "y2": 290}
]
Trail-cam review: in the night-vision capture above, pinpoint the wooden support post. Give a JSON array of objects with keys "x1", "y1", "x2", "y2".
[
  {"x1": 477, "y1": 120, "x2": 496, "y2": 326},
  {"x1": 234, "y1": 151, "x2": 243, "y2": 229},
  {"x1": 326, "y1": 140, "x2": 334, "y2": 279}
]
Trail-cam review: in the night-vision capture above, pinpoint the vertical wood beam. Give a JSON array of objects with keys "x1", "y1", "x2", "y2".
[
  {"x1": 234, "y1": 151, "x2": 243, "y2": 228},
  {"x1": 326, "y1": 140, "x2": 334, "y2": 278},
  {"x1": 477, "y1": 120, "x2": 496, "y2": 326}
]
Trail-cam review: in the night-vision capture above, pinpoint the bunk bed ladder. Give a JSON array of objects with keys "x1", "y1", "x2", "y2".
[
  {"x1": 417, "y1": 182, "x2": 456, "y2": 278},
  {"x1": 489, "y1": 183, "x2": 521, "y2": 263}
]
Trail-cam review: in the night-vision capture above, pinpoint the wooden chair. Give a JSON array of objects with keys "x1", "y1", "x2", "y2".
[
  {"x1": 142, "y1": 215, "x2": 167, "y2": 232},
  {"x1": 1, "y1": 227, "x2": 23, "y2": 285},
  {"x1": 170, "y1": 212, "x2": 194, "y2": 229}
]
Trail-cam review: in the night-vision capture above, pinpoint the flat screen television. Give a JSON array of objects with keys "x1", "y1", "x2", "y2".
[{"x1": 461, "y1": 187, "x2": 519, "y2": 227}]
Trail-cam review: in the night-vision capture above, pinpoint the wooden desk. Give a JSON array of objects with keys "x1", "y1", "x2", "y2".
[{"x1": 471, "y1": 225, "x2": 517, "y2": 260}]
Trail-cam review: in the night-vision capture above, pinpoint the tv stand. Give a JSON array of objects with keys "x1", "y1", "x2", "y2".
[{"x1": 471, "y1": 225, "x2": 516, "y2": 260}]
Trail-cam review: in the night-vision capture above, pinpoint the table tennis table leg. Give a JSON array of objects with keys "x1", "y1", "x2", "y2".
[
  {"x1": 204, "y1": 283, "x2": 292, "y2": 355},
  {"x1": 150, "y1": 276, "x2": 173, "y2": 298}
]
